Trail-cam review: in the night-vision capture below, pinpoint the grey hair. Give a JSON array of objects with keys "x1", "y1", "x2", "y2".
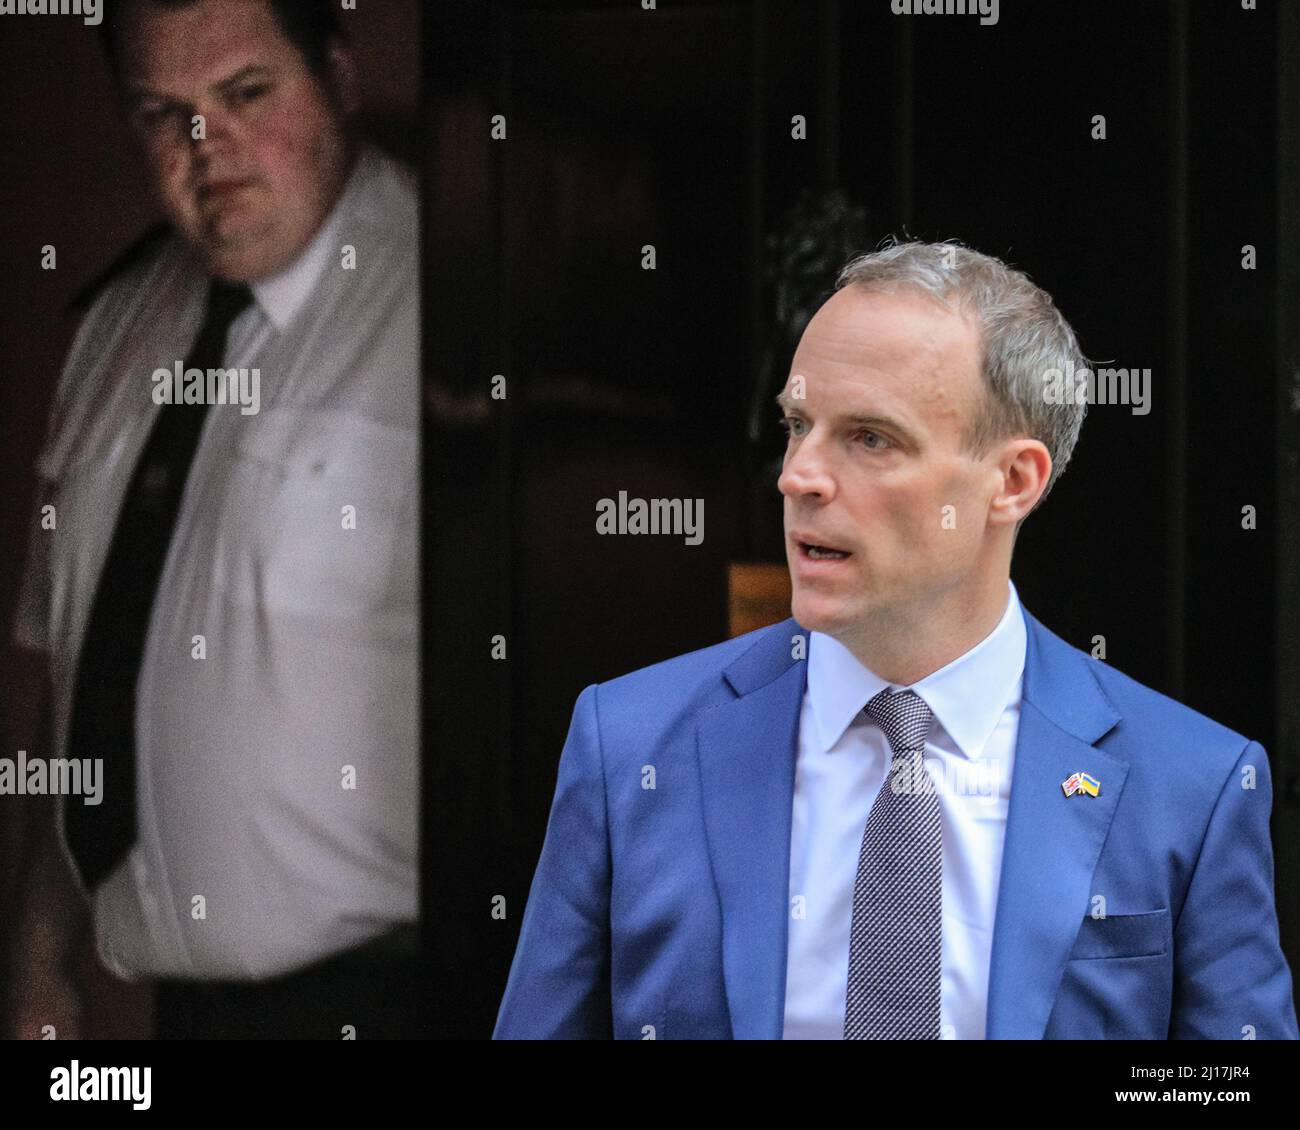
[{"x1": 834, "y1": 238, "x2": 1088, "y2": 517}]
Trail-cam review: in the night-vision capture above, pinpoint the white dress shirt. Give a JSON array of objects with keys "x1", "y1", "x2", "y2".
[
  {"x1": 783, "y1": 579, "x2": 1027, "y2": 1039},
  {"x1": 12, "y1": 143, "x2": 418, "y2": 981}
]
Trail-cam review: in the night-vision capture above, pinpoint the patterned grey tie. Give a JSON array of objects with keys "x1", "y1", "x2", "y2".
[{"x1": 844, "y1": 688, "x2": 942, "y2": 1039}]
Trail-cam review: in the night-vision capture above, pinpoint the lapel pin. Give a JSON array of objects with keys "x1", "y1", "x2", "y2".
[{"x1": 1061, "y1": 771, "x2": 1100, "y2": 797}]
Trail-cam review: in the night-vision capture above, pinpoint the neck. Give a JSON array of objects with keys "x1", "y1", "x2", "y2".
[
  {"x1": 837, "y1": 571, "x2": 1011, "y2": 686},
  {"x1": 306, "y1": 136, "x2": 362, "y2": 246}
]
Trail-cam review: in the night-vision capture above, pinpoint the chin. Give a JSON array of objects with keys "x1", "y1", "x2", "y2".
[
  {"x1": 193, "y1": 214, "x2": 296, "y2": 279},
  {"x1": 199, "y1": 239, "x2": 282, "y2": 284},
  {"x1": 790, "y1": 588, "x2": 840, "y2": 633}
]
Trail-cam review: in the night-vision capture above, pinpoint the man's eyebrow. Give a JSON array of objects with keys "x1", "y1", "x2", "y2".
[
  {"x1": 124, "y1": 84, "x2": 174, "y2": 108},
  {"x1": 213, "y1": 64, "x2": 276, "y2": 93},
  {"x1": 844, "y1": 414, "x2": 920, "y2": 445}
]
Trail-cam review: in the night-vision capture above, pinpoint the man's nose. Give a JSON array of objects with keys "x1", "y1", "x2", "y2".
[
  {"x1": 777, "y1": 438, "x2": 836, "y2": 502},
  {"x1": 188, "y1": 102, "x2": 238, "y2": 160}
]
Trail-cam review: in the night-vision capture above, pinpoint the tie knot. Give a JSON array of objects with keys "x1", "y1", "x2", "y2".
[
  {"x1": 205, "y1": 278, "x2": 255, "y2": 329},
  {"x1": 864, "y1": 689, "x2": 933, "y2": 755}
]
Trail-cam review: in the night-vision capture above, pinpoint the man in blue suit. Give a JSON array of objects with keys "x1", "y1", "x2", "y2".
[{"x1": 494, "y1": 240, "x2": 1298, "y2": 1040}]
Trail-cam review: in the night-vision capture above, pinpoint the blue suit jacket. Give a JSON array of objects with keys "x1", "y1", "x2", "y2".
[{"x1": 494, "y1": 606, "x2": 1298, "y2": 1039}]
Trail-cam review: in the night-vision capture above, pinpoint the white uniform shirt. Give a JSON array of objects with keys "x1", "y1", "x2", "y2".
[
  {"x1": 783, "y1": 580, "x2": 1026, "y2": 1039},
  {"x1": 12, "y1": 144, "x2": 419, "y2": 981}
]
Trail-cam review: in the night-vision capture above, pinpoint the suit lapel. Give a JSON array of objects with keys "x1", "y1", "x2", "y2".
[
  {"x1": 697, "y1": 621, "x2": 806, "y2": 1040},
  {"x1": 985, "y1": 608, "x2": 1128, "y2": 1038}
]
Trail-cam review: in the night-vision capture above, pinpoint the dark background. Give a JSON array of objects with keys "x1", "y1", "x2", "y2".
[{"x1": 425, "y1": 0, "x2": 1300, "y2": 1037}]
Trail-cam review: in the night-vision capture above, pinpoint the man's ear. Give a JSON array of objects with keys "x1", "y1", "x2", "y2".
[
  {"x1": 991, "y1": 438, "x2": 1052, "y2": 528},
  {"x1": 326, "y1": 37, "x2": 361, "y2": 117}
]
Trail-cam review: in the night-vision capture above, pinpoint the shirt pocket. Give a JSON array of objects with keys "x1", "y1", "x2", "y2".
[
  {"x1": 1067, "y1": 908, "x2": 1171, "y2": 960},
  {"x1": 214, "y1": 407, "x2": 416, "y2": 617}
]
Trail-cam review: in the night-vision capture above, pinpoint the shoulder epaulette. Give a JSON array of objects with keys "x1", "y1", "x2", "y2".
[{"x1": 67, "y1": 222, "x2": 174, "y2": 315}]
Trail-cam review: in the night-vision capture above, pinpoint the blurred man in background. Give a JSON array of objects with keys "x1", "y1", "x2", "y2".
[{"x1": 4, "y1": 0, "x2": 419, "y2": 1039}]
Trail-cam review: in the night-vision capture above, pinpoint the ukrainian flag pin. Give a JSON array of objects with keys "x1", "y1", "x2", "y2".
[{"x1": 1062, "y1": 771, "x2": 1100, "y2": 797}]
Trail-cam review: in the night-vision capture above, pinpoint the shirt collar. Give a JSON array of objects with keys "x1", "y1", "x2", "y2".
[
  {"x1": 248, "y1": 145, "x2": 377, "y2": 332},
  {"x1": 807, "y1": 578, "x2": 1026, "y2": 760}
]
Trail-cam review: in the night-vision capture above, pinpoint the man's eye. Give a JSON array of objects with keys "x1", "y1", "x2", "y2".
[
  {"x1": 778, "y1": 415, "x2": 807, "y2": 437},
  {"x1": 860, "y1": 429, "x2": 890, "y2": 450},
  {"x1": 235, "y1": 83, "x2": 271, "y2": 103},
  {"x1": 135, "y1": 104, "x2": 179, "y2": 130}
]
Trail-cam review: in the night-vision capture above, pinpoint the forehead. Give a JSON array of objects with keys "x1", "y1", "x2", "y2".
[
  {"x1": 787, "y1": 285, "x2": 983, "y2": 430},
  {"x1": 119, "y1": 0, "x2": 298, "y2": 90}
]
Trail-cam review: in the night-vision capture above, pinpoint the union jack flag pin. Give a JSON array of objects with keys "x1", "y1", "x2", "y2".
[{"x1": 1062, "y1": 771, "x2": 1100, "y2": 797}]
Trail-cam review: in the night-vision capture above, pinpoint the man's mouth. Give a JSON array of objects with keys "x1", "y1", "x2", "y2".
[
  {"x1": 197, "y1": 178, "x2": 254, "y2": 203},
  {"x1": 796, "y1": 539, "x2": 851, "y2": 561}
]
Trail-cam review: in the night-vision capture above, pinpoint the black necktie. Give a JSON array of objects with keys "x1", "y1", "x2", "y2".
[{"x1": 64, "y1": 279, "x2": 254, "y2": 891}]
